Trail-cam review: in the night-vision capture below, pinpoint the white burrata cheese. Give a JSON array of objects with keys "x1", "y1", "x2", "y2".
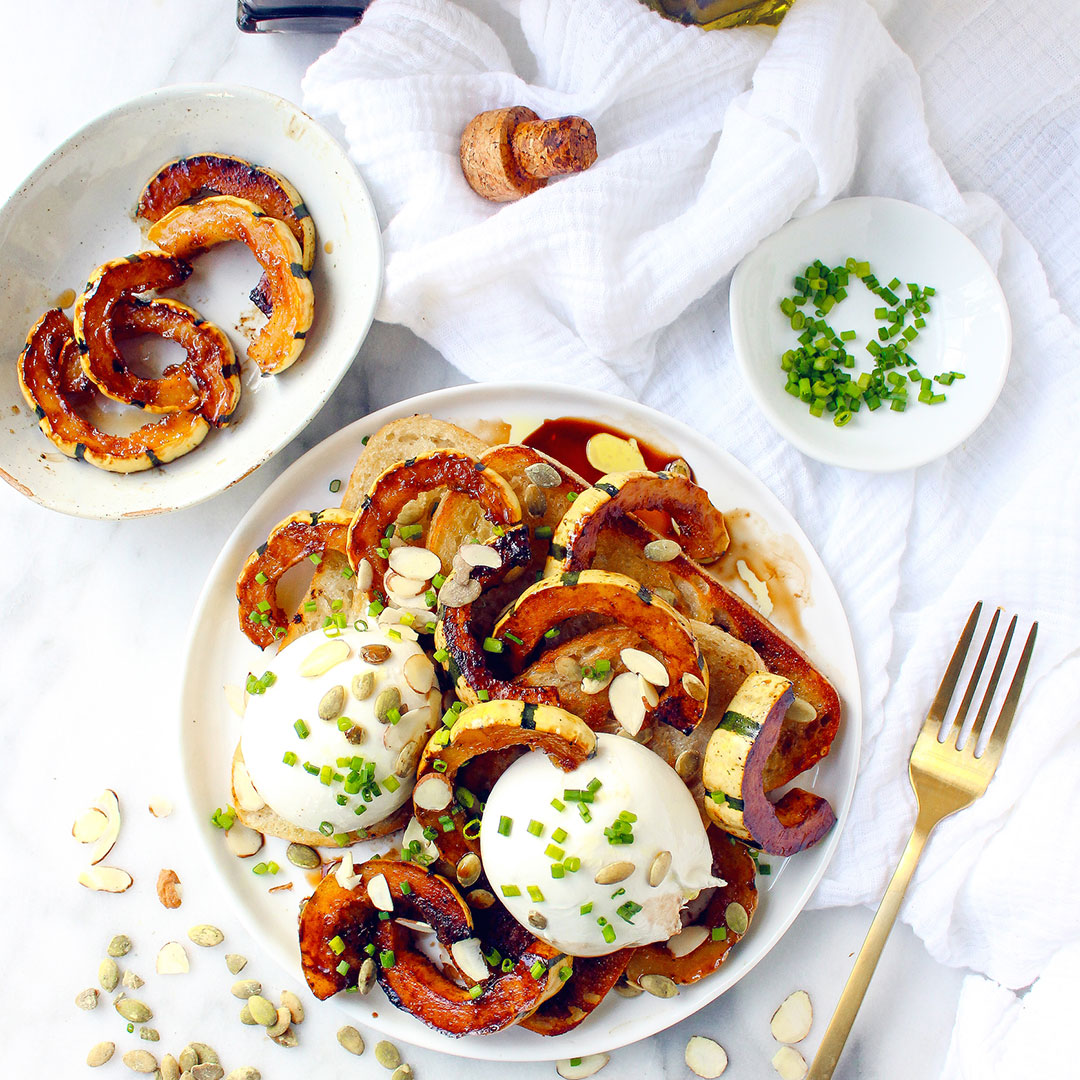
[
  {"x1": 480, "y1": 733, "x2": 721, "y2": 956},
  {"x1": 240, "y1": 626, "x2": 440, "y2": 835}
]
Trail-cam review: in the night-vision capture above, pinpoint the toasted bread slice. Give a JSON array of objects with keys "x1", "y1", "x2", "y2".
[{"x1": 231, "y1": 743, "x2": 409, "y2": 846}]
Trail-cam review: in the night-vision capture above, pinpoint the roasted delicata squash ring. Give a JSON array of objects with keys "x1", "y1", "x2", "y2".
[
  {"x1": 299, "y1": 856, "x2": 473, "y2": 1001},
  {"x1": 73, "y1": 252, "x2": 200, "y2": 413},
  {"x1": 346, "y1": 449, "x2": 523, "y2": 597},
  {"x1": 519, "y1": 948, "x2": 634, "y2": 1035},
  {"x1": 413, "y1": 701, "x2": 597, "y2": 867},
  {"x1": 493, "y1": 569, "x2": 708, "y2": 735},
  {"x1": 236, "y1": 508, "x2": 353, "y2": 648},
  {"x1": 624, "y1": 828, "x2": 757, "y2": 986},
  {"x1": 703, "y1": 672, "x2": 836, "y2": 855},
  {"x1": 113, "y1": 298, "x2": 241, "y2": 426},
  {"x1": 148, "y1": 195, "x2": 314, "y2": 375},
  {"x1": 17, "y1": 309, "x2": 209, "y2": 473},
  {"x1": 546, "y1": 470, "x2": 729, "y2": 575},
  {"x1": 136, "y1": 152, "x2": 315, "y2": 316},
  {"x1": 375, "y1": 913, "x2": 568, "y2": 1037}
]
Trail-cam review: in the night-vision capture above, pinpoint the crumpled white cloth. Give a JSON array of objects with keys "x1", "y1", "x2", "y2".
[{"x1": 303, "y1": 0, "x2": 1080, "y2": 1073}]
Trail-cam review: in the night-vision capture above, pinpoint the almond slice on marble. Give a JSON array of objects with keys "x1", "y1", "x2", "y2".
[
  {"x1": 685, "y1": 1036, "x2": 728, "y2": 1078},
  {"x1": 156, "y1": 941, "x2": 189, "y2": 975},
  {"x1": 72, "y1": 808, "x2": 109, "y2": 844},
  {"x1": 771, "y1": 1046, "x2": 807, "y2": 1080},
  {"x1": 148, "y1": 797, "x2": 173, "y2": 819},
  {"x1": 88, "y1": 789, "x2": 121, "y2": 865},
  {"x1": 78, "y1": 866, "x2": 132, "y2": 893},
  {"x1": 556, "y1": 1054, "x2": 610, "y2": 1080},
  {"x1": 770, "y1": 989, "x2": 813, "y2": 1044}
]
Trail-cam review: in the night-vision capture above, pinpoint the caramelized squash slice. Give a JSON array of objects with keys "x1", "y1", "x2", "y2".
[
  {"x1": 519, "y1": 948, "x2": 633, "y2": 1035},
  {"x1": 148, "y1": 195, "x2": 314, "y2": 375}
]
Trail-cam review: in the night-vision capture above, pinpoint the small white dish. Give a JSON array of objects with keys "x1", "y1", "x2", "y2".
[
  {"x1": 0, "y1": 84, "x2": 382, "y2": 518},
  {"x1": 730, "y1": 197, "x2": 1011, "y2": 471},
  {"x1": 179, "y1": 382, "x2": 862, "y2": 1062}
]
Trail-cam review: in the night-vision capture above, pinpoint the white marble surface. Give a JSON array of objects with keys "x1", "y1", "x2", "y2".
[{"x1": 6, "y1": 1, "x2": 1054, "y2": 1077}]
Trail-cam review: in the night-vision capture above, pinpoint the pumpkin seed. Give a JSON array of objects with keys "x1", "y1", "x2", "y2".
[
  {"x1": 122, "y1": 970, "x2": 144, "y2": 990},
  {"x1": 612, "y1": 979, "x2": 643, "y2": 998},
  {"x1": 188, "y1": 924, "x2": 224, "y2": 948},
  {"x1": 75, "y1": 987, "x2": 99, "y2": 1010},
  {"x1": 87, "y1": 1041, "x2": 115, "y2": 1067},
  {"x1": 239, "y1": 1005, "x2": 256, "y2": 1025},
  {"x1": 280, "y1": 989, "x2": 305, "y2": 1024},
  {"x1": 299, "y1": 638, "x2": 351, "y2": 677},
  {"x1": 681, "y1": 672, "x2": 707, "y2": 702},
  {"x1": 648, "y1": 850, "x2": 672, "y2": 887},
  {"x1": 436, "y1": 574, "x2": 482, "y2": 608},
  {"x1": 337, "y1": 1025, "x2": 365, "y2": 1056},
  {"x1": 528, "y1": 910, "x2": 548, "y2": 930},
  {"x1": 319, "y1": 685, "x2": 346, "y2": 720},
  {"x1": 266, "y1": 1006, "x2": 291, "y2": 1038},
  {"x1": 523, "y1": 483, "x2": 548, "y2": 518},
  {"x1": 189, "y1": 1043, "x2": 218, "y2": 1065},
  {"x1": 247, "y1": 994, "x2": 277, "y2": 1027},
  {"x1": 374, "y1": 687, "x2": 401, "y2": 723},
  {"x1": 725, "y1": 902, "x2": 748, "y2": 935},
  {"x1": 355, "y1": 957, "x2": 377, "y2": 995},
  {"x1": 269, "y1": 1029, "x2": 298, "y2": 1048},
  {"x1": 225, "y1": 1070, "x2": 261, "y2": 1080},
  {"x1": 524, "y1": 462, "x2": 561, "y2": 488},
  {"x1": 352, "y1": 672, "x2": 375, "y2": 700},
  {"x1": 456, "y1": 852, "x2": 482, "y2": 888},
  {"x1": 685, "y1": 1035, "x2": 728, "y2": 1078},
  {"x1": 345, "y1": 723, "x2": 366, "y2": 744},
  {"x1": 231, "y1": 979, "x2": 261, "y2": 999},
  {"x1": 664, "y1": 457, "x2": 692, "y2": 478},
  {"x1": 286, "y1": 843, "x2": 321, "y2": 870},
  {"x1": 374, "y1": 1041, "x2": 401, "y2": 1069},
  {"x1": 361, "y1": 644, "x2": 392, "y2": 665},
  {"x1": 226, "y1": 953, "x2": 248, "y2": 975},
  {"x1": 179, "y1": 1048, "x2": 199, "y2": 1071},
  {"x1": 116, "y1": 997, "x2": 153, "y2": 1023},
  {"x1": 123, "y1": 1049, "x2": 158, "y2": 1073},
  {"x1": 99, "y1": 958, "x2": 120, "y2": 991},
  {"x1": 160, "y1": 1054, "x2": 180, "y2": 1080},
  {"x1": 644, "y1": 538, "x2": 681, "y2": 562},
  {"x1": 107, "y1": 934, "x2": 133, "y2": 957},
  {"x1": 675, "y1": 750, "x2": 702, "y2": 781},
  {"x1": 191, "y1": 1066, "x2": 224, "y2": 1080},
  {"x1": 639, "y1": 974, "x2": 679, "y2": 999},
  {"x1": 594, "y1": 860, "x2": 635, "y2": 885},
  {"x1": 466, "y1": 888, "x2": 495, "y2": 910},
  {"x1": 390, "y1": 1066, "x2": 414, "y2": 1080},
  {"x1": 394, "y1": 738, "x2": 423, "y2": 777},
  {"x1": 139, "y1": 1028, "x2": 159, "y2": 1042}
]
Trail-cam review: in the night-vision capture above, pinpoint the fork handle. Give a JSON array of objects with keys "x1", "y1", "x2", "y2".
[{"x1": 807, "y1": 810, "x2": 937, "y2": 1080}]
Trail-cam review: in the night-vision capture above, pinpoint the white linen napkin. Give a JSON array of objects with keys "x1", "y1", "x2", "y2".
[{"x1": 303, "y1": 0, "x2": 1080, "y2": 1072}]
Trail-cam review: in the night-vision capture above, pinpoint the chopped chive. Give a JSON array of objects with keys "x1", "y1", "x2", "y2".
[
  {"x1": 527, "y1": 820, "x2": 544, "y2": 838},
  {"x1": 329, "y1": 935, "x2": 345, "y2": 955},
  {"x1": 282, "y1": 751, "x2": 298, "y2": 766},
  {"x1": 294, "y1": 719, "x2": 310, "y2": 739},
  {"x1": 527, "y1": 885, "x2": 544, "y2": 903},
  {"x1": 501, "y1": 884, "x2": 521, "y2": 898},
  {"x1": 498, "y1": 816, "x2": 512, "y2": 836}
]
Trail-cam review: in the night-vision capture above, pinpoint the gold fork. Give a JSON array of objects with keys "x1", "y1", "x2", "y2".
[{"x1": 807, "y1": 602, "x2": 1038, "y2": 1080}]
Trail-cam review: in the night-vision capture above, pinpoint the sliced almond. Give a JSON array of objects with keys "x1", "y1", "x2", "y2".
[
  {"x1": 594, "y1": 860, "x2": 635, "y2": 885},
  {"x1": 403, "y1": 816, "x2": 440, "y2": 863},
  {"x1": 403, "y1": 653, "x2": 435, "y2": 694},
  {"x1": 787, "y1": 697, "x2": 817, "y2": 725},
  {"x1": 395, "y1": 499, "x2": 425, "y2": 526},
  {"x1": 298, "y1": 638, "x2": 351, "y2": 677},
  {"x1": 608, "y1": 672, "x2": 650, "y2": 736},
  {"x1": 413, "y1": 773, "x2": 453, "y2": 812},
  {"x1": 770, "y1": 989, "x2": 813, "y2": 1044},
  {"x1": 666, "y1": 925, "x2": 709, "y2": 958},
  {"x1": 78, "y1": 866, "x2": 132, "y2": 893},
  {"x1": 648, "y1": 850, "x2": 672, "y2": 887},
  {"x1": 394, "y1": 916, "x2": 434, "y2": 933},
  {"x1": 156, "y1": 941, "x2": 189, "y2": 974},
  {"x1": 736, "y1": 559, "x2": 773, "y2": 617},
  {"x1": 580, "y1": 668, "x2": 614, "y2": 695},
  {"x1": 437, "y1": 574, "x2": 482, "y2": 608},
  {"x1": 225, "y1": 823, "x2": 264, "y2": 858},
  {"x1": 157, "y1": 868, "x2": 183, "y2": 909},
  {"x1": 148, "y1": 797, "x2": 173, "y2": 819},
  {"x1": 88, "y1": 789, "x2": 121, "y2": 865},
  {"x1": 557, "y1": 1053, "x2": 610, "y2": 1079},
  {"x1": 643, "y1": 537, "x2": 682, "y2": 562},
  {"x1": 620, "y1": 647, "x2": 670, "y2": 687},
  {"x1": 334, "y1": 852, "x2": 362, "y2": 891},
  {"x1": 771, "y1": 1046, "x2": 807, "y2": 1080},
  {"x1": 366, "y1": 873, "x2": 393, "y2": 912},
  {"x1": 682, "y1": 672, "x2": 707, "y2": 702},
  {"x1": 385, "y1": 571, "x2": 426, "y2": 599},
  {"x1": 586, "y1": 431, "x2": 646, "y2": 473},
  {"x1": 223, "y1": 683, "x2": 247, "y2": 717},
  {"x1": 450, "y1": 937, "x2": 488, "y2": 982},
  {"x1": 685, "y1": 1035, "x2": 728, "y2": 1078},
  {"x1": 72, "y1": 808, "x2": 108, "y2": 844},
  {"x1": 355, "y1": 557, "x2": 374, "y2": 591},
  {"x1": 554, "y1": 655, "x2": 582, "y2": 680},
  {"x1": 458, "y1": 543, "x2": 502, "y2": 569},
  {"x1": 641, "y1": 678, "x2": 660, "y2": 707},
  {"x1": 232, "y1": 760, "x2": 266, "y2": 813},
  {"x1": 388, "y1": 545, "x2": 441, "y2": 580}
]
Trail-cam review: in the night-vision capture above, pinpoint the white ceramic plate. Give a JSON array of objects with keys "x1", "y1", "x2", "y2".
[
  {"x1": 730, "y1": 197, "x2": 1011, "y2": 471},
  {"x1": 0, "y1": 84, "x2": 382, "y2": 518},
  {"x1": 179, "y1": 383, "x2": 862, "y2": 1061}
]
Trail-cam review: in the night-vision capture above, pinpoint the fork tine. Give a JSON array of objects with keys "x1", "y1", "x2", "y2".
[
  {"x1": 967, "y1": 615, "x2": 1017, "y2": 751},
  {"x1": 942, "y1": 607, "x2": 1001, "y2": 744},
  {"x1": 982, "y1": 621, "x2": 1038, "y2": 760},
  {"x1": 926, "y1": 602, "x2": 982, "y2": 732}
]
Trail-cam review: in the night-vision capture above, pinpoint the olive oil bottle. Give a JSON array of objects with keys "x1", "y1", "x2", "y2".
[{"x1": 642, "y1": 0, "x2": 793, "y2": 30}]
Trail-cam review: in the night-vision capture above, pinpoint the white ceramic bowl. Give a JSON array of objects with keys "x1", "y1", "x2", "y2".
[
  {"x1": 179, "y1": 382, "x2": 862, "y2": 1061},
  {"x1": 0, "y1": 84, "x2": 382, "y2": 517},
  {"x1": 730, "y1": 197, "x2": 1011, "y2": 471}
]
